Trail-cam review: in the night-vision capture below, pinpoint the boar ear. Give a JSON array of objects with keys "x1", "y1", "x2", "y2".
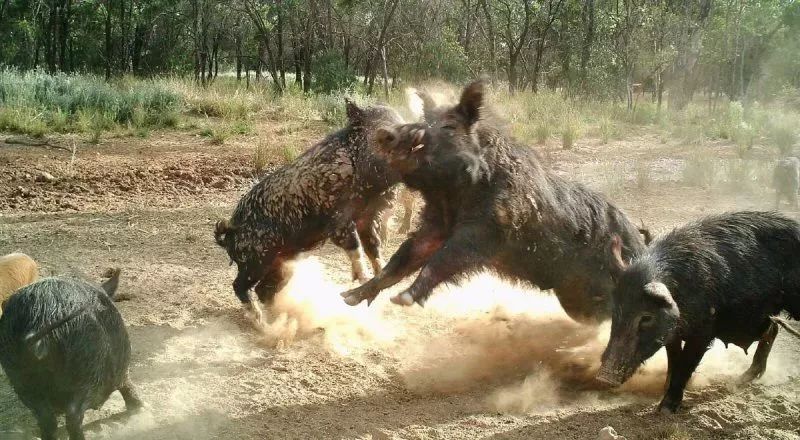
[
  {"x1": 456, "y1": 78, "x2": 486, "y2": 127},
  {"x1": 345, "y1": 99, "x2": 363, "y2": 125},
  {"x1": 372, "y1": 127, "x2": 397, "y2": 149},
  {"x1": 101, "y1": 268, "x2": 121, "y2": 299},
  {"x1": 214, "y1": 219, "x2": 236, "y2": 247},
  {"x1": 417, "y1": 91, "x2": 437, "y2": 123},
  {"x1": 643, "y1": 282, "x2": 677, "y2": 310},
  {"x1": 608, "y1": 234, "x2": 628, "y2": 277}
]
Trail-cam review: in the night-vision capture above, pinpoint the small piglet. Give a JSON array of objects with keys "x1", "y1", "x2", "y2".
[
  {"x1": 0, "y1": 269, "x2": 142, "y2": 440},
  {"x1": 597, "y1": 211, "x2": 800, "y2": 413}
]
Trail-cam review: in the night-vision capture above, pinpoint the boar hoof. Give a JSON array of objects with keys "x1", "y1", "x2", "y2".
[
  {"x1": 343, "y1": 294, "x2": 363, "y2": 306},
  {"x1": 390, "y1": 292, "x2": 414, "y2": 306},
  {"x1": 243, "y1": 301, "x2": 265, "y2": 325},
  {"x1": 656, "y1": 401, "x2": 679, "y2": 415}
]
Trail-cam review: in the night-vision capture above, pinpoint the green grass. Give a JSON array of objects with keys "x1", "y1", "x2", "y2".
[
  {"x1": 0, "y1": 69, "x2": 182, "y2": 137},
  {"x1": 0, "y1": 70, "x2": 797, "y2": 155},
  {"x1": 253, "y1": 142, "x2": 271, "y2": 174},
  {"x1": 281, "y1": 145, "x2": 301, "y2": 163},
  {"x1": 534, "y1": 124, "x2": 550, "y2": 144},
  {"x1": 769, "y1": 115, "x2": 797, "y2": 155}
]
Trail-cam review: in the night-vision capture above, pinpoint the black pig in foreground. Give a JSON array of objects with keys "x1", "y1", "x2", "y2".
[
  {"x1": 215, "y1": 101, "x2": 404, "y2": 317},
  {"x1": 340, "y1": 80, "x2": 647, "y2": 323},
  {"x1": 597, "y1": 211, "x2": 800, "y2": 414},
  {"x1": 773, "y1": 157, "x2": 800, "y2": 209},
  {"x1": 0, "y1": 269, "x2": 142, "y2": 440}
]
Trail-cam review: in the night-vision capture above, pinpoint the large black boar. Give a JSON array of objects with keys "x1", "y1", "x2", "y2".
[
  {"x1": 597, "y1": 211, "x2": 800, "y2": 414},
  {"x1": 340, "y1": 80, "x2": 647, "y2": 323},
  {"x1": 215, "y1": 101, "x2": 404, "y2": 315},
  {"x1": 0, "y1": 269, "x2": 142, "y2": 440},
  {"x1": 773, "y1": 157, "x2": 800, "y2": 209}
]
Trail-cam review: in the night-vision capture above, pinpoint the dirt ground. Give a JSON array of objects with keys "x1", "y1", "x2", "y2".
[{"x1": 1, "y1": 121, "x2": 799, "y2": 440}]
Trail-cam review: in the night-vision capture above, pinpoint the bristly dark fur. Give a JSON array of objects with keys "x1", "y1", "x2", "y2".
[
  {"x1": 0, "y1": 274, "x2": 142, "y2": 440},
  {"x1": 215, "y1": 102, "x2": 404, "y2": 305},
  {"x1": 601, "y1": 211, "x2": 800, "y2": 413},
  {"x1": 342, "y1": 79, "x2": 646, "y2": 323}
]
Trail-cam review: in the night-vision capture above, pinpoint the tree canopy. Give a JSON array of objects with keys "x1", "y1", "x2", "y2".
[{"x1": 0, "y1": 0, "x2": 798, "y2": 104}]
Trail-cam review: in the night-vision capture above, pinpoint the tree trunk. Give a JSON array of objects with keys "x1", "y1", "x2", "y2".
[
  {"x1": 579, "y1": 0, "x2": 594, "y2": 92},
  {"x1": 508, "y1": 55, "x2": 518, "y2": 94},
  {"x1": 191, "y1": 0, "x2": 200, "y2": 83},
  {"x1": 276, "y1": 0, "x2": 286, "y2": 87},
  {"x1": 380, "y1": 45, "x2": 389, "y2": 99},
  {"x1": 236, "y1": 37, "x2": 242, "y2": 81},
  {"x1": 105, "y1": 0, "x2": 112, "y2": 80},
  {"x1": 479, "y1": 0, "x2": 496, "y2": 83},
  {"x1": 59, "y1": 0, "x2": 70, "y2": 71}
]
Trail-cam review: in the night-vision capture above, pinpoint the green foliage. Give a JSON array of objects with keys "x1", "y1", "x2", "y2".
[
  {"x1": 282, "y1": 145, "x2": 301, "y2": 163},
  {"x1": 768, "y1": 115, "x2": 798, "y2": 154},
  {"x1": 402, "y1": 28, "x2": 471, "y2": 81},
  {"x1": 311, "y1": 51, "x2": 356, "y2": 94},
  {"x1": 0, "y1": 70, "x2": 182, "y2": 135},
  {"x1": 534, "y1": 125, "x2": 550, "y2": 145}
]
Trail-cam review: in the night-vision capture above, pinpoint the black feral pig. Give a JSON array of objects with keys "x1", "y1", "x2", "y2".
[
  {"x1": 597, "y1": 211, "x2": 800, "y2": 414},
  {"x1": 0, "y1": 269, "x2": 142, "y2": 440},
  {"x1": 773, "y1": 157, "x2": 799, "y2": 209},
  {"x1": 340, "y1": 80, "x2": 647, "y2": 323},
  {"x1": 215, "y1": 101, "x2": 404, "y2": 316}
]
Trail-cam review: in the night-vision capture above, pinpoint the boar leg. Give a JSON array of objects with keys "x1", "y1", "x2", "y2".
[
  {"x1": 331, "y1": 222, "x2": 369, "y2": 283},
  {"x1": 397, "y1": 190, "x2": 415, "y2": 235},
  {"x1": 658, "y1": 337, "x2": 711, "y2": 414},
  {"x1": 233, "y1": 269, "x2": 266, "y2": 322},
  {"x1": 341, "y1": 230, "x2": 445, "y2": 306},
  {"x1": 31, "y1": 402, "x2": 58, "y2": 440},
  {"x1": 357, "y1": 193, "x2": 395, "y2": 275},
  {"x1": 65, "y1": 399, "x2": 87, "y2": 440},
  {"x1": 120, "y1": 377, "x2": 144, "y2": 411},
  {"x1": 663, "y1": 340, "x2": 682, "y2": 392},
  {"x1": 254, "y1": 262, "x2": 291, "y2": 305},
  {"x1": 390, "y1": 225, "x2": 500, "y2": 307},
  {"x1": 738, "y1": 321, "x2": 779, "y2": 384}
]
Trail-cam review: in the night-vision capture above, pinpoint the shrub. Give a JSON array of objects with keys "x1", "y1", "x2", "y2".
[
  {"x1": 281, "y1": 145, "x2": 301, "y2": 163},
  {"x1": 534, "y1": 124, "x2": 550, "y2": 145},
  {"x1": 769, "y1": 115, "x2": 797, "y2": 155},
  {"x1": 311, "y1": 51, "x2": 356, "y2": 94}
]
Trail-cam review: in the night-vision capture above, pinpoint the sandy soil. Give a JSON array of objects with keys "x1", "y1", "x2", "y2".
[{"x1": 0, "y1": 124, "x2": 799, "y2": 440}]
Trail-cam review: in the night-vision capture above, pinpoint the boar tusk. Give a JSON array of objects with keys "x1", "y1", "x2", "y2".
[{"x1": 410, "y1": 144, "x2": 425, "y2": 152}]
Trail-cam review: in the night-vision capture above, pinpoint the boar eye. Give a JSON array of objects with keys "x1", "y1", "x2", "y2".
[
  {"x1": 638, "y1": 313, "x2": 655, "y2": 330},
  {"x1": 441, "y1": 124, "x2": 457, "y2": 131}
]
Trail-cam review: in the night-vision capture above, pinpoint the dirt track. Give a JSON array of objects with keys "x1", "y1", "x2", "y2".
[{"x1": 1, "y1": 126, "x2": 799, "y2": 440}]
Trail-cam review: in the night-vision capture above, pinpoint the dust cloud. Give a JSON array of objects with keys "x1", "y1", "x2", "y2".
[
  {"x1": 89, "y1": 257, "x2": 793, "y2": 438},
  {"x1": 252, "y1": 260, "x2": 773, "y2": 415},
  {"x1": 253, "y1": 257, "x2": 400, "y2": 355}
]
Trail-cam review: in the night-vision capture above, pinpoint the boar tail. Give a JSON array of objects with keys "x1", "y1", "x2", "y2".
[
  {"x1": 771, "y1": 316, "x2": 800, "y2": 340},
  {"x1": 214, "y1": 219, "x2": 237, "y2": 247},
  {"x1": 24, "y1": 304, "x2": 92, "y2": 359}
]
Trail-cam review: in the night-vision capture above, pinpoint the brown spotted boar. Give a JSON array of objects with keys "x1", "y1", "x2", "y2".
[{"x1": 214, "y1": 100, "x2": 404, "y2": 316}]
